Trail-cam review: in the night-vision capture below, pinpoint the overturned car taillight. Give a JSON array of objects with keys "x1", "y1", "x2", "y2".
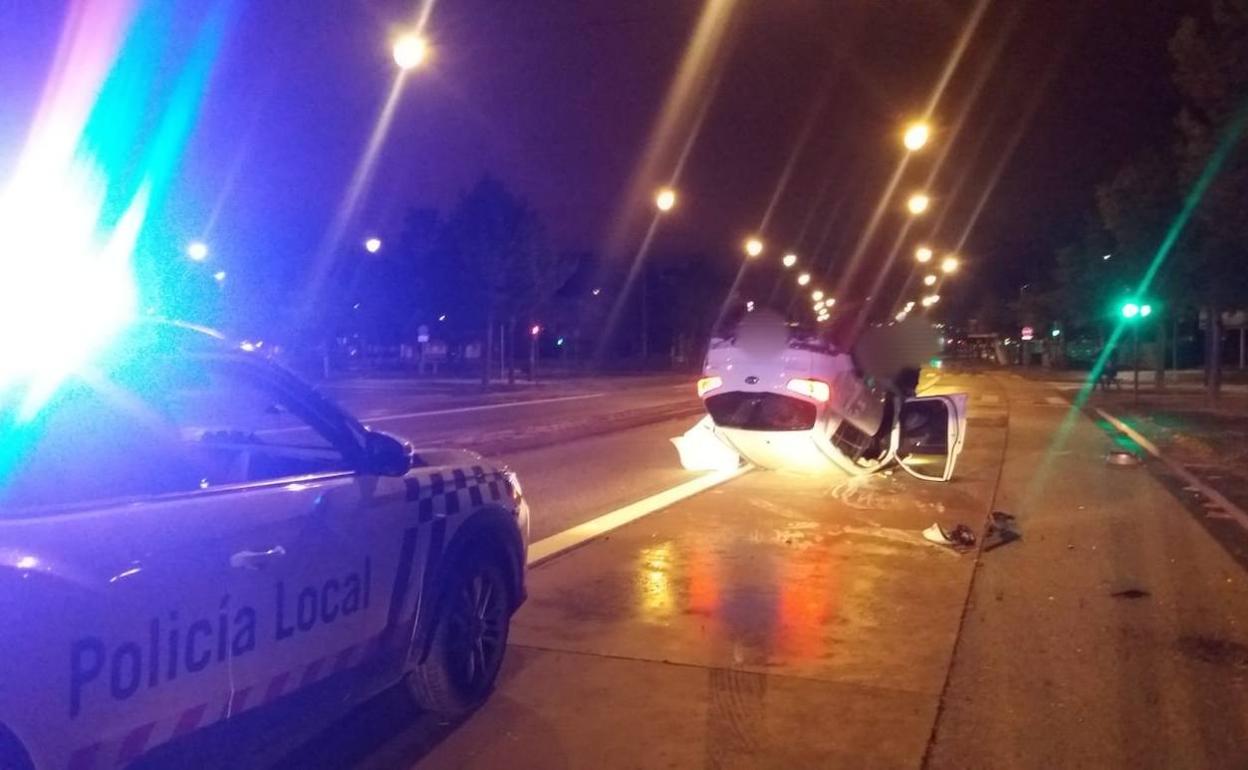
[
  {"x1": 785, "y1": 377, "x2": 830, "y2": 403},
  {"x1": 696, "y1": 375, "x2": 723, "y2": 398}
]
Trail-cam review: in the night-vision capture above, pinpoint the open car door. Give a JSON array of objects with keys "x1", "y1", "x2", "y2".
[{"x1": 891, "y1": 393, "x2": 968, "y2": 481}]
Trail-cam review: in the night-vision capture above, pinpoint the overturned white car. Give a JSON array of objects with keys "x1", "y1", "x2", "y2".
[{"x1": 673, "y1": 310, "x2": 968, "y2": 480}]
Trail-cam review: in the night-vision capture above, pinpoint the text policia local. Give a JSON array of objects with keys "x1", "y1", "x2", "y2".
[{"x1": 68, "y1": 559, "x2": 372, "y2": 718}]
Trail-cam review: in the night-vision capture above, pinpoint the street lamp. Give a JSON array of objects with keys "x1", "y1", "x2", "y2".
[
  {"x1": 915, "y1": 246, "x2": 933, "y2": 263},
  {"x1": 902, "y1": 121, "x2": 931, "y2": 152},
  {"x1": 364, "y1": 237, "x2": 381, "y2": 253},
  {"x1": 906, "y1": 193, "x2": 930, "y2": 215},
  {"x1": 811, "y1": 289, "x2": 824, "y2": 302},
  {"x1": 393, "y1": 34, "x2": 429, "y2": 70},
  {"x1": 187, "y1": 241, "x2": 208, "y2": 262},
  {"x1": 212, "y1": 270, "x2": 227, "y2": 283},
  {"x1": 782, "y1": 253, "x2": 797, "y2": 268},
  {"x1": 923, "y1": 274, "x2": 937, "y2": 286},
  {"x1": 921, "y1": 294, "x2": 940, "y2": 307},
  {"x1": 941, "y1": 255, "x2": 959, "y2": 274},
  {"x1": 797, "y1": 272, "x2": 811, "y2": 286},
  {"x1": 655, "y1": 187, "x2": 676, "y2": 212},
  {"x1": 744, "y1": 237, "x2": 764, "y2": 258}
]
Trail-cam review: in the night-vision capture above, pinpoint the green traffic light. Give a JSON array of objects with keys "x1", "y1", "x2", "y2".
[
  {"x1": 1140, "y1": 304, "x2": 1152, "y2": 317},
  {"x1": 1122, "y1": 302, "x2": 1140, "y2": 319}
]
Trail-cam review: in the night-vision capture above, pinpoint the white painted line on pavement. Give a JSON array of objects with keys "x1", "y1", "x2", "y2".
[
  {"x1": 980, "y1": 394, "x2": 1001, "y2": 405},
  {"x1": 1045, "y1": 395, "x2": 1067, "y2": 406},
  {"x1": 527, "y1": 464, "x2": 752, "y2": 566},
  {"x1": 1096, "y1": 408, "x2": 1248, "y2": 533},
  {"x1": 364, "y1": 392, "x2": 606, "y2": 422},
  {"x1": 258, "y1": 393, "x2": 607, "y2": 436}
]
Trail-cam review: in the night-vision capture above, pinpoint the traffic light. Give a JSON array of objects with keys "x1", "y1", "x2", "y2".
[{"x1": 1120, "y1": 301, "x2": 1152, "y2": 319}]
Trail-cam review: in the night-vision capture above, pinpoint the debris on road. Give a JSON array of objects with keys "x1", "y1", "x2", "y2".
[
  {"x1": 1106, "y1": 449, "x2": 1141, "y2": 466},
  {"x1": 983, "y1": 510, "x2": 1021, "y2": 552},
  {"x1": 922, "y1": 522, "x2": 977, "y2": 551}
]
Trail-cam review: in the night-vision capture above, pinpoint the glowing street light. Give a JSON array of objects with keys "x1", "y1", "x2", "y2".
[
  {"x1": 923, "y1": 274, "x2": 937, "y2": 286},
  {"x1": 902, "y1": 121, "x2": 931, "y2": 152},
  {"x1": 393, "y1": 34, "x2": 429, "y2": 70},
  {"x1": 797, "y1": 272, "x2": 811, "y2": 286},
  {"x1": 941, "y1": 255, "x2": 960, "y2": 274},
  {"x1": 782, "y1": 253, "x2": 798, "y2": 268},
  {"x1": 744, "y1": 237, "x2": 764, "y2": 258},
  {"x1": 212, "y1": 270, "x2": 227, "y2": 283},
  {"x1": 921, "y1": 294, "x2": 940, "y2": 307},
  {"x1": 655, "y1": 187, "x2": 677, "y2": 212},
  {"x1": 811, "y1": 289, "x2": 824, "y2": 302},
  {"x1": 906, "y1": 193, "x2": 930, "y2": 215},
  {"x1": 187, "y1": 241, "x2": 209, "y2": 262},
  {"x1": 364, "y1": 237, "x2": 382, "y2": 253},
  {"x1": 915, "y1": 246, "x2": 933, "y2": 263}
]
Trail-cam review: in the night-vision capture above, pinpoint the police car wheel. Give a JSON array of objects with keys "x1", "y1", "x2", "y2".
[{"x1": 407, "y1": 554, "x2": 511, "y2": 716}]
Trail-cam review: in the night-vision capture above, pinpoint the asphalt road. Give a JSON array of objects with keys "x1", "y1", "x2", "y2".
[
  {"x1": 319, "y1": 377, "x2": 698, "y2": 454},
  {"x1": 251, "y1": 370, "x2": 1248, "y2": 769}
]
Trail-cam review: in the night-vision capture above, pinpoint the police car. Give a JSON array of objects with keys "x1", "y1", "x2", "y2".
[
  {"x1": 0, "y1": 322, "x2": 529, "y2": 770},
  {"x1": 687, "y1": 310, "x2": 967, "y2": 479}
]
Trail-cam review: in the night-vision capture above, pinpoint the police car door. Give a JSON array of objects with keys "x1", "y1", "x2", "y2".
[
  {"x1": 176, "y1": 357, "x2": 408, "y2": 718},
  {"x1": 892, "y1": 393, "x2": 969, "y2": 481},
  {"x1": 0, "y1": 375, "x2": 249, "y2": 770}
]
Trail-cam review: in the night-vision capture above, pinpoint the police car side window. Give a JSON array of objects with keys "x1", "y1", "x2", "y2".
[{"x1": 161, "y1": 361, "x2": 354, "y2": 487}]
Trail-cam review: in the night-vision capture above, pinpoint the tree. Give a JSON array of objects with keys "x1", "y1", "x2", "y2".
[
  {"x1": 439, "y1": 176, "x2": 574, "y2": 386},
  {"x1": 1096, "y1": 150, "x2": 1190, "y2": 386},
  {"x1": 1170, "y1": 0, "x2": 1248, "y2": 397}
]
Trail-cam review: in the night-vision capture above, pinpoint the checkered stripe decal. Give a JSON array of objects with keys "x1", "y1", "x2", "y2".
[{"x1": 403, "y1": 465, "x2": 512, "y2": 520}]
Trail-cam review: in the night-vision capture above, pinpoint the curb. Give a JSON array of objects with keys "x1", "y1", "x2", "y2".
[{"x1": 1095, "y1": 407, "x2": 1248, "y2": 534}]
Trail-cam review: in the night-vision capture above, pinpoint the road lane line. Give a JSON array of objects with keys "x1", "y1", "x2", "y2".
[
  {"x1": 362, "y1": 392, "x2": 606, "y2": 421},
  {"x1": 261, "y1": 393, "x2": 612, "y2": 436},
  {"x1": 1045, "y1": 395, "x2": 1067, "y2": 406},
  {"x1": 1096, "y1": 408, "x2": 1248, "y2": 533},
  {"x1": 526, "y1": 465, "x2": 752, "y2": 566}
]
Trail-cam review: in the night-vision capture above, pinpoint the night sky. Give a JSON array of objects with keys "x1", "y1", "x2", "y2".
[{"x1": 0, "y1": 0, "x2": 1194, "y2": 331}]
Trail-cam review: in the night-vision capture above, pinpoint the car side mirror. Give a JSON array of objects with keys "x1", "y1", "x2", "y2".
[{"x1": 363, "y1": 430, "x2": 412, "y2": 477}]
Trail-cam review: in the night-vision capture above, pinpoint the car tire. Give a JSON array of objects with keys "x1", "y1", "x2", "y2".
[{"x1": 406, "y1": 552, "x2": 512, "y2": 717}]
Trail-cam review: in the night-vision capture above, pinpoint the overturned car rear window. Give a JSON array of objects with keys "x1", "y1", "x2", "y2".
[{"x1": 704, "y1": 392, "x2": 817, "y2": 432}]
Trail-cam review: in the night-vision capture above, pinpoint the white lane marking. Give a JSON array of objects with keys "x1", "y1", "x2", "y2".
[
  {"x1": 1045, "y1": 396, "x2": 1067, "y2": 406},
  {"x1": 980, "y1": 394, "x2": 1001, "y2": 405},
  {"x1": 1096, "y1": 408, "x2": 1248, "y2": 533},
  {"x1": 363, "y1": 392, "x2": 606, "y2": 422},
  {"x1": 259, "y1": 393, "x2": 608, "y2": 436},
  {"x1": 527, "y1": 465, "x2": 752, "y2": 566}
]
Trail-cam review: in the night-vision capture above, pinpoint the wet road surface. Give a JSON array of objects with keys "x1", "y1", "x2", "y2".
[{"x1": 260, "y1": 370, "x2": 1248, "y2": 769}]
